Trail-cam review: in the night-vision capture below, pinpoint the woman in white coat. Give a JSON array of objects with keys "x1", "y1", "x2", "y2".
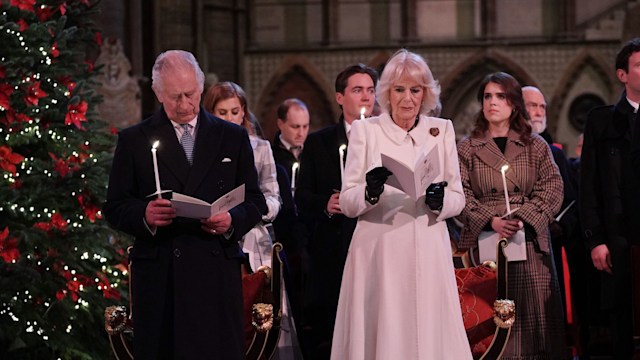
[{"x1": 331, "y1": 49, "x2": 472, "y2": 360}]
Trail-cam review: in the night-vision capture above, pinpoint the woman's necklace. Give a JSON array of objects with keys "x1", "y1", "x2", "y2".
[{"x1": 391, "y1": 115, "x2": 420, "y2": 132}]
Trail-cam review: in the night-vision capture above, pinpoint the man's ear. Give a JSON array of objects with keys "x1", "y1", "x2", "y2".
[
  {"x1": 616, "y1": 68, "x2": 628, "y2": 84},
  {"x1": 335, "y1": 92, "x2": 344, "y2": 107},
  {"x1": 152, "y1": 86, "x2": 164, "y2": 104},
  {"x1": 276, "y1": 118, "x2": 285, "y2": 131}
]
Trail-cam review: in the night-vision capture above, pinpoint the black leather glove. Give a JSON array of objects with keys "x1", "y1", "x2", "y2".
[
  {"x1": 425, "y1": 181, "x2": 448, "y2": 211},
  {"x1": 365, "y1": 167, "x2": 393, "y2": 201}
]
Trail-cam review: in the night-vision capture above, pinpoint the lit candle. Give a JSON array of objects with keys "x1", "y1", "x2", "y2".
[
  {"x1": 360, "y1": 107, "x2": 365, "y2": 121},
  {"x1": 339, "y1": 144, "x2": 347, "y2": 183},
  {"x1": 291, "y1": 162, "x2": 299, "y2": 191},
  {"x1": 500, "y1": 164, "x2": 511, "y2": 217},
  {"x1": 151, "y1": 141, "x2": 161, "y2": 198}
]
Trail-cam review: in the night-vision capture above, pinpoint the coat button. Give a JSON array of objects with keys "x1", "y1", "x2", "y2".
[
  {"x1": 173, "y1": 249, "x2": 181, "y2": 258},
  {"x1": 491, "y1": 188, "x2": 497, "y2": 193},
  {"x1": 212, "y1": 249, "x2": 220, "y2": 256},
  {"x1": 514, "y1": 186, "x2": 520, "y2": 193}
]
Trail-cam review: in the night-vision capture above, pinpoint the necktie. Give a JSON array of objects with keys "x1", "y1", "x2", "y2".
[
  {"x1": 180, "y1": 124, "x2": 194, "y2": 165},
  {"x1": 290, "y1": 146, "x2": 301, "y2": 160}
]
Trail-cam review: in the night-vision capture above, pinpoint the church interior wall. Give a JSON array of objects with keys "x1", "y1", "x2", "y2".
[{"x1": 93, "y1": 0, "x2": 638, "y2": 155}]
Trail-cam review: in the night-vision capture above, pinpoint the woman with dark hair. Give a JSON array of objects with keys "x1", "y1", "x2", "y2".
[{"x1": 457, "y1": 72, "x2": 566, "y2": 359}]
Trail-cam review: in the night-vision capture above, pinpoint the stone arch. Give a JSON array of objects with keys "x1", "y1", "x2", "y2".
[
  {"x1": 439, "y1": 49, "x2": 537, "y2": 139},
  {"x1": 255, "y1": 56, "x2": 338, "y2": 142},
  {"x1": 368, "y1": 50, "x2": 393, "y2": 76},
  {"x1": 547, "y1": 48, "x2": 616, "y2": 134}
]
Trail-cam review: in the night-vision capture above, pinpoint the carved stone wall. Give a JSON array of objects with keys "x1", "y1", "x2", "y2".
[
  {"x1": 244, "y1": 42, "x2": 620, "y2": 157},
  {"x1": 94, "y1": 38, "x2": 142, "y2": 130},
  {"x1": 93, "y1": 0, "x2": 639, "y2": 158}
]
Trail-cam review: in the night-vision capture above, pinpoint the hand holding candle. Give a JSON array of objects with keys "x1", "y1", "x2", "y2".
[
  {"x1": 339, "y1": 144, "x2": 347, "y2": 184},
  {"x1": 151, "y1": 141, "x2": 161, "y2": 198},
  {"x1": 500, "y1": 164, "x2": 511, "y2": 217}
]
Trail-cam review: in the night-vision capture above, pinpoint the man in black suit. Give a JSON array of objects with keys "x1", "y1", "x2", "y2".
[
  {"x1": 295, "y1": 64, "x2": 378, "y2": 359},
  {"x1": 270, "y1": 98, "x2": 311, "y2": 346},
  {"x1": 103, "y1": 50, "x2": 266, "y2": 359},
  {"x1": 271, "y1": 98, "x2": 310, "y2": 180},
  {"x1": 580, "y1": 38, "x2": 640, "y2": 359}
]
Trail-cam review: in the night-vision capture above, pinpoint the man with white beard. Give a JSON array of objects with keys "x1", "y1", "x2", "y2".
[{"x1": 523, "y1": 85, "x2": 587, "y2": 357}]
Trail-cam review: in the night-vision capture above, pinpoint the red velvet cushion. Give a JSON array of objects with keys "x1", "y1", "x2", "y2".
[
  {"x1": 456, "y1": 266, "x2": 497, "y2": 359},
  {"x1": 242, "y1": 271, "x2": 267, "y2": 350}
]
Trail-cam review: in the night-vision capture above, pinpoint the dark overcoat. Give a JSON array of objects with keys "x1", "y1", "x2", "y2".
[
  {"x1": 104, "y1": 107, "x2": 266, "y2": 360},
  {"x1": 580, "y1": 95, "x2": 639, "y2": 306},
  {"x1": 295, "y1": 117, "x2": 357, "y2": 336},
  {"x1": 580, "y1": 94, "x2": 639, "y2": 358}
]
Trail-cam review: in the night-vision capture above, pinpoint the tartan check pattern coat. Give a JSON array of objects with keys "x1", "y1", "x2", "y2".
[{"x1": 456, "y1": 129, "x2": 563, "y2": 253}]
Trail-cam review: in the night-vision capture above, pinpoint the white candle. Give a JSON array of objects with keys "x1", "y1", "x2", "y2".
[
  {"x1": 151, "y1": 141, "x2": 161, "y2": 198},
  {"x1": 291, "y1": 162, "x2": 299, "y2": 191},
  {"x1": 360, "y1": 107, "x2": 365, "y2": 120},
  {"x1": 339, "y1": 144, "x2": 347, "y2": 183},
  {"x1": 500, "y1": 164, "x2": 511, "y2": 217}
]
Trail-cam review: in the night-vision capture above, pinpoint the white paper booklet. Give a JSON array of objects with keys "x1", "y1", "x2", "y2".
[
  {"x1": 171, "y1": 184, "x2": 245, "y2": 219},
  {"x1": 381, "y1": 145, "x2": 440, "y2": 199},
  {"x1": 478, "y1": 228, "x2": 527, "y2": 262}
]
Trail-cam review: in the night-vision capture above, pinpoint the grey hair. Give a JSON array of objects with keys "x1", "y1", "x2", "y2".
[
  {"x1": 377, "y1": 49, "x2": 441, "y2": 116},
  {"x1": 151, "y1": 50, "x2": 205, "y2": 93}
]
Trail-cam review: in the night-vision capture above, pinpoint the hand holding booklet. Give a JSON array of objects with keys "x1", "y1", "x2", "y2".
[
  {"x1": 170, "y1": 184, "x2": 245, "y2": 219},
  {"x1": 478, "y1": 210, "x2": 527, "y2": 262},
  {"x1": 381, "y1": 145, "x2": 440, "y2": 199}
]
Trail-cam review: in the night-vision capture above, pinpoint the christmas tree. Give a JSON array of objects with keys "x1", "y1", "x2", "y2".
[{"x1": 0, "y1": 1, "x2": 131, "y2": 358}]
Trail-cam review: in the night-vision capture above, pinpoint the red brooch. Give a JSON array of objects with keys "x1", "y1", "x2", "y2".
[{"x1": 430, "y1": 127, "x2": 440, "y2": 137}]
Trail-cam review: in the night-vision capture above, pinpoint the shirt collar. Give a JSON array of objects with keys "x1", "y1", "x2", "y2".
[
  {"x1": 279, "y1": 135, "x2": 302, "y2": 151},
  {"x1": 626, "y1": 97, "x2": 639, "y2": 113},
  {"x1": 170, "y1": 115, "x2": 198, "y2": 130},
  {"x1": 344, "y1": 120, "x2": 352, "y2": 139}
]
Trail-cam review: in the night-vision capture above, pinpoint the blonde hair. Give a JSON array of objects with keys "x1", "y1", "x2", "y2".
[{"x1": 377, "y1": 49, "x2": 441, "y2": 116}]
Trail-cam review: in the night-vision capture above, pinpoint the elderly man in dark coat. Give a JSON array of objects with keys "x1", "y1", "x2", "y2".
[{"x1": 104, "y1": 50, "x2": 266, "y2": 359}]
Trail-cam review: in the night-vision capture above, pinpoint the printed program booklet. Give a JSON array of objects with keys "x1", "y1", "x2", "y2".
[
  {"x1": 381, "y1": 145, "x2": 440, "y2": 199},
  {"x1": 170, "y1": 184, "x2": 245, "y2": 219},
  {"x1": 478, "y1": 209, "x2": 527, "y2": 263}
]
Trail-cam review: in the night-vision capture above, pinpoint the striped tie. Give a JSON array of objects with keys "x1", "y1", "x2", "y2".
[{"x1": 180, "y1": 124, "x2": 194, "y2": 165}]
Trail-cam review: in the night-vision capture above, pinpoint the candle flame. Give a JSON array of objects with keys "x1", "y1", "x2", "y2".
[
  {"x1": 501, "y1": 164, "x2": 509, "y2": 172},
  {"x1": 339, "y1": 144, "x2": 347, "y2": 152},
  {"x1": 292, "y1": 162, "x2": 299, "y2": 171},
  {"x1": 152, "y1": 141, "x2": 160, "y2": 150},
  {"x1": 360, "y1": 107, "x2": 365, "y2": 115}
]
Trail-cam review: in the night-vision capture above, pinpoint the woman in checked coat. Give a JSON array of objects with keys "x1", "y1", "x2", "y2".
[{"x1": 457, "y1": 72, "x2": 566, "y2": 359}]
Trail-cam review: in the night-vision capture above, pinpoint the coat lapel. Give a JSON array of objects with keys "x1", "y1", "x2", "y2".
[
  {"x1": 471, "y1": 130, "x2": 521, "y2": 185},
  {"x1": 503, "y1": 130, "x2": 526, "y2": 185},
  {"x1": 608, "y1": 96, "x2": 634, "y2": 141},
  {"x1": 184, "y1": 110, "x2": 224, "y2": 195},
  {"x1": 336, "y1": 117, "x2": 349, "y2": 166},
  {"x1": 471, "y1": 133, "x2": 506, "y2": 171},
  {"x1": 141, "y1": 108, "x2": 190, "y2": 188}
]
